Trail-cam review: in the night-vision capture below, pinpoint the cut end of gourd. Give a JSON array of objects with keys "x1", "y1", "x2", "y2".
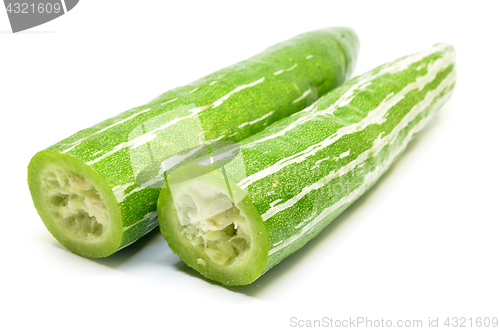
[
  {"x1": 40, "y1": 165, "x2": 110, "y2": 242},
  {"x1": 158, "y1": 165, "x2": 268, "y2": 286},
  {"x1": 173, "y1": 181, "x2": 252, "y2": 266},
  {"x1": 28, "y1": 151, "x2": 122, "y2": 258}
]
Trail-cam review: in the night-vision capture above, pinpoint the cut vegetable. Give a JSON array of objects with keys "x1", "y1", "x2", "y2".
[
  {"x1": 157, "y1": 43, "x2": 456, "y2": 285},
  {"x1": 159, "y1": 165, "x2": 268, "y2": 284},
  {"x1": 28, "y1": 27, "x2": 359, "y2": 258}
]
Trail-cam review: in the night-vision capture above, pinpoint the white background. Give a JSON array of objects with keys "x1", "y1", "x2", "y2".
[{"x1": 1, "y1": 1, "x2": 499, "y2": 330}]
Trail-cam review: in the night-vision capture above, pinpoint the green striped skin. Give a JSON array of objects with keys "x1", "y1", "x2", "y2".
[
  {"x1": 28, "y1": 27, "x2": 359, "y2": 258},
  {"x1": 158, "y1": 43, "x2": 456, "y2": 285}
]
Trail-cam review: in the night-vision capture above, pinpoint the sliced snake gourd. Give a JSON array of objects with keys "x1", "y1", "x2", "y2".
[
  {"x1": 28, "y1": 27, "x2": 359, "y2": 258},
  {"x1": 157, "y1": 43, "x2": 456, "y2": 285}
]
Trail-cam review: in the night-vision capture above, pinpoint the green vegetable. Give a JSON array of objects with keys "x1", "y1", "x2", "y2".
[
  {"x1": 28, "y1": 27, "x2": 359, "y2": 258},
  {"x1": 157, "y1": 43, "x2": 456, "y2": 285}
]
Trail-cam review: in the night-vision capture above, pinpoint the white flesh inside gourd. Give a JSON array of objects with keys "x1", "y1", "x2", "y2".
[
  {"x1": 171, "y1": 178, "x2": 252, "y2": 266},
  {"x1": 41, "y1": 166, "x2": 110, "y2": 242}
]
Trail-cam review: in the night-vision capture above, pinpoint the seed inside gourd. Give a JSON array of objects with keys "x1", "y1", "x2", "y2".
[
  {"x1": 41, "y1": 166, "x2": 109, "y2": 242},
  {"x1": 173, "y1": 184, "x2": 251, "y2": 266}
]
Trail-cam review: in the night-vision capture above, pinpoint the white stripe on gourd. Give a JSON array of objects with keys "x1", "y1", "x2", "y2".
[
  {"x1": 161, "y1": 98, "x2": 178, "y2": 105},
  {"x1": 238, "y1": 111, "x2": 274, "y2": 129},
  {"x1": 212, "y1": 77, "x2": 265, "y2": 108},
  {"x1": 292, "y1": 89, "x2": 312, "y2": 104}
]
